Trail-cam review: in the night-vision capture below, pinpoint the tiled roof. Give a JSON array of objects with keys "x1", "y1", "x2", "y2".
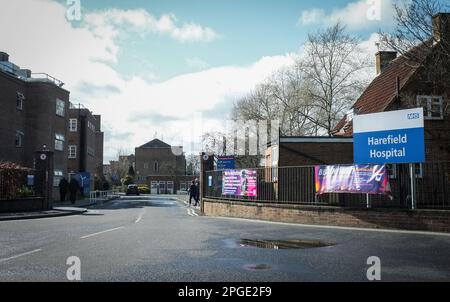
[{"x1": 333, "y1": 41, "x2": 433, "y2": 137}]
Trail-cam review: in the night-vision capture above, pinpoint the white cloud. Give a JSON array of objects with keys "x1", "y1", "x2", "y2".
[
  {"x1": 1, "y1": 0, "x2": 380, "y2": 163},
  {"x1": 299, "y1": 9, "x2": 326, "y2": 25},
  {"x1": 84, "y1": 9, "x2": 218, "y2": 43},
  {"x1": 298, "y1": 0, "x2": 394, "y2": 30},
  {"x1": 186, "y1": 57, "x2": 210, "y2": 70},
  {"x1": 0, "y1": 0, "x2": 291, "y2": 162}
]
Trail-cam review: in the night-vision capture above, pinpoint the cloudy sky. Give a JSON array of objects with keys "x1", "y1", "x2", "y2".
[{"x1": 0, "y1": 0, "x2": 397, "y2": 162}]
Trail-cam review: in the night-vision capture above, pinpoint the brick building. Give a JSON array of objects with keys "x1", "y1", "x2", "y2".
[
  {"x1": 266, "y1": 136, "x2": 354, "y2": 168},
  {"x1": 0, "y1": 52, "x2": 105, "y2": 199},
  {"x1": 0, "y1": 52, "x2": 70, "y2": 199},
  {"x1": 332, "y1": 13, "x2": 450, "y2": 208},
  {"x1": 135, "y1": 139, "x2": 193, "y2": 193},
  {"x1": 333, "y1": 13, "x2": 450, "y2": 164},
  {"x1": 67, "y1": 103, "x2": 104, "y2": 191}
]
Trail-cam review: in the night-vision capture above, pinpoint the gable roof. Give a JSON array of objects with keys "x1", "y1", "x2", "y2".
[
  {"x1": 138, "y1": 138, "x2": 171, "y2": 148},
  {"x1": 333, "y1": 41, "x2": 433, "y2": 137}
]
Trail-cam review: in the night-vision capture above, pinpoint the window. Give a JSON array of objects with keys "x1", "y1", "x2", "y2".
[
  {"x1": 69, "y1": 119, "x2": 78, "y2": 132},
  {"x1": 15, "y1": 131, "x2": 24, "y2": 147},
  {"x1": 180, "y1": 182, "x2": 187, "y2": 191},
  {"x1": 16, "y1": 92, "x2": 25, "y2": 110},
  {"x1": 87, "y1": 121, "x2": 96, "y2": 131},
  {"x1": 68, "y1": 145, "x2": 77, "y2": 159},
  {"x1": 144, "y1": 163, "x2": 149, "y2": 169},
  {"x1": 53, "y1": 170, "x2": 64, "y2": 187},
  {"x1": 154, "y1": 161, "x2": 159, "y2": 172},
  {"x1": 56, "y1": 99, "x2": 65, "y2": 117},
  {"x1": 417, "y1": 96, "x2": 443, "y2": 120},
  {"x1": 55, "y1": 133, "x2": 65, "y2": 151}
]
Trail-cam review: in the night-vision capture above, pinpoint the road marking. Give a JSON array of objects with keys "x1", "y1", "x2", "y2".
[
  {"x1": 80, "y1": 227, "x2": 125, "y2": 239},
  {"x1": 0, "y1": 249, "x2": 42, "y2": 263},
  {"x1": 186, "y1": 208, "x2": 199, "y2": 217},
  {"x1": 214, "y1": 216, "x2": 450, "y2": 237},
  {"x1": 135, "y1": 210, "x2": 145, "y2": 224}
]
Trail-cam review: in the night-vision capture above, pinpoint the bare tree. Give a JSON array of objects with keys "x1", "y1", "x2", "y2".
[
  {"x1": 186, "y1": 153, "x2": 200, "y2": 175},
  {"x1": 379, "y1": 0, "x2": 450, "y2": 116},
  {"x1": 380, "y1": 0, "x2": 449, "y2": 61},
  {"x1": 232, "y1": 22, "x2": 370, "y2": 137},
  {"x1": 299, "y1": 22, "x2": 371, "y2": 136},
  {"x1": 267, "y1": 66, "x2": 316, "y2": 136}
]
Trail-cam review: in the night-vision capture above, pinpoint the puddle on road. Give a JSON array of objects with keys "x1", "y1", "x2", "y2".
[
  {"x1": 237, "y1": 239, "x2": 334, "y2": 250},
  {"x1": 243, "y1": 264, "x2": 271, "y2": 270}
]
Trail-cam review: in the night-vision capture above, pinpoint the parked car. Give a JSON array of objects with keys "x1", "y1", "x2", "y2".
[
  {"x1": 138, "y1": 185, "x2": 150, "y2": 194},
  {"x1": 126, "y1": 184, "x2": 140, "y2": 196}
]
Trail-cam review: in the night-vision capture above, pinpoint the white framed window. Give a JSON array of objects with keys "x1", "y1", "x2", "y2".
[
  {"x1": 55, "y1": 133, "x2": 65, "y2": 151},
  {"x1": 16, "y1": 92, "x2": 25, "y2": 110},
  {"x1": 68, "y1": 145, "x2": 77, "y2": 159},
  {"x1": 15, "y1": 130, "x2": 24, "y2": 147},
  {"x1": 69, "y1": 119, "x2": 78, "y2": 132},
  {"x1": 417, "y1": 95, "x2": 444, "y2": 120},
  {"x1": 144, "y1": 163, "x2": 149, "y2": 169},
  {"x1": 56, "y1": 99, "x2": 65, "y2": 117},
  {"x1": 386, "y1": 164, "x2": 397, "y2": 179},
  {"x1": 53, "y1": 170, "x2": 64, "y2": 187},
  {"x1": 180, "y1": 182, "x2": 187, "y2": 191}
]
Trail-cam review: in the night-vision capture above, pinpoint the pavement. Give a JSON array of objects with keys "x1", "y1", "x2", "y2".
[
  {"x1": 0, "y1": 207, "x2": 87, "y2": 221},
  {"x1": 0, "y1": 194, "x2": 449, "y2": 282},
  {"x1": 0, "y1": 194, "x2": 120, "y2": 221}
]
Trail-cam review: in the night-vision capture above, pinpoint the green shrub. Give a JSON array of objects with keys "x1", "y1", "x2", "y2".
[{"x1": 17, "y1": 186, "x2": 34, "y2": 198}]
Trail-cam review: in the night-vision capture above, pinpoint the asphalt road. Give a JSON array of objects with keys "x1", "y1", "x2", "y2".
[{"x1": 0, "y1": 195, "x2": 449, "y2": 282}]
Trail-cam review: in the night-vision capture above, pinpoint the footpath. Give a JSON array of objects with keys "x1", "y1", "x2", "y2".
[{"x1": 0, "y1": 194, "x2": 120, "y2": 221}]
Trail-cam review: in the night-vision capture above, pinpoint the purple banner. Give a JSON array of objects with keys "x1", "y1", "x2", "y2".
[
  {"x1": 222, "y1": 170, "x2": 257, "y2": 197},
  {"x1": 315, "y1": 165, "x2": 392, "y2": 195}
]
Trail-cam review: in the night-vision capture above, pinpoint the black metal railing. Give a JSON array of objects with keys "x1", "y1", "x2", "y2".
[
  {"x1": 204, "y1": 162, "x2": 450, "y2": 209},
  {"x1": 0, "y1": 169, "x2": 45, "y2": 201}
]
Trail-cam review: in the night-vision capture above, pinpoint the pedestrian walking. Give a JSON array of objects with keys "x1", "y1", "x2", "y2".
[
  {"x1": 58, "y1": 177, "x2": 68, "y2": 202},
  {"x1": 69, "y1": 177, "x2": 80, "y2": 205},
  {"x1": 194, "y1": 178, "x2": 200, "y2": 207},
  {"x1": 188, "y1": 180, "x2": 197, "y2": 207}
]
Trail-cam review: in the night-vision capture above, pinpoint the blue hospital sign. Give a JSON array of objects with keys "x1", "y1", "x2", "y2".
[{"x1": 353, "y1": 108, "x2": 425, "y2": 164}]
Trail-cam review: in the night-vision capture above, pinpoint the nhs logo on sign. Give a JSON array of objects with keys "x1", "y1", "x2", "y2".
[
  {"x1": 407, "y1": 113, "x2": 420, "y2": 120},
  {"x1": 353, "y1": 108, "x2": 425, "y2": 164}
]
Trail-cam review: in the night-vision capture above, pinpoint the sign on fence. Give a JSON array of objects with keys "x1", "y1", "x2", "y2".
[
  {"x1": 315, "y1": 165, "x2": 392, "y2": 196},
  {"x1": 217, "y1": 156, "x2": 236, "y2": 170},
  {"x1": 353, "y1": 108, "x2": 425, "y2": 164},
  {"x1": 222, "y1": 169, "x2": 257, "y2": 197}
]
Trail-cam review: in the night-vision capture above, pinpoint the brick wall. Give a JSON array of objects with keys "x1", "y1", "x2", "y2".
[
  {"x1": 203, "y1": 198, "x2": 450, "y2": 233},
  {"x1": 279, "y1": 141, "x2": 353, "y2": 166}
]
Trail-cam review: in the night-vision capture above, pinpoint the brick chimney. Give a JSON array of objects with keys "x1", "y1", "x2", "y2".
[
  {"x1": 375, "y1": 51, "x2": 397, "y2": 75},
  {"x1": 433, "y1": 13, "x2": 450, "y2": 43}
]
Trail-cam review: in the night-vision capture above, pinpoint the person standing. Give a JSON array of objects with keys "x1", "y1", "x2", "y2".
[
  {"x1": 58, "y1": 177, "x2": 68, "y2": 202},
  {"x1": 188, "y1": 180, "x2": 197, "y2": 207},
  {"x1": 69, "y1": 177, "x2": 80, "y2": 205}
]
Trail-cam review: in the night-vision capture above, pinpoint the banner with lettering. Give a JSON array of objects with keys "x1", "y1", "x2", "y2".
[
  {"x1": 314, "y1": 165, "x2": 392, "y2": 195},
  {"x1": 222, "y1": 169, "x2": 257, "y2": 197}
]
